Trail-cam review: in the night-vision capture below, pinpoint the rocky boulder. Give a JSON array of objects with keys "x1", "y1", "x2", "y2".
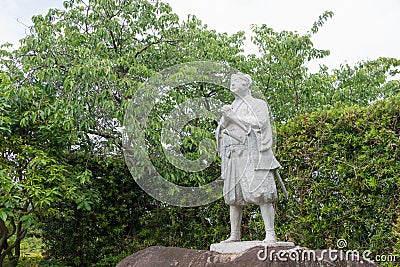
[{"x1": 117, "y1": 245, "x2": 381, "y2": 266}]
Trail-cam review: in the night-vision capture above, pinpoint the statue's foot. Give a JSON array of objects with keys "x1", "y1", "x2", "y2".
[
  {"x1": 263, "y1": 230, "x2": 276, "y2": 243},
  {"x1": 220, "y1": 235, "x2": 241, "y2": 243}
]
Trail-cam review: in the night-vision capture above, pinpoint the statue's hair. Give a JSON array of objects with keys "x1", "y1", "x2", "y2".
[{"x1": 233, "y1": 72, "x2": 252, "y2": 88}]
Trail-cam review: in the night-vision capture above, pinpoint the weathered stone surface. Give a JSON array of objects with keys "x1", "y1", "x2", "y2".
[
  {"x1": 115, "y1": 246, "x2": 225, "y2": 267},
  {"x1": 117, "y1": 246, "x2": 381, "y2": 267}
]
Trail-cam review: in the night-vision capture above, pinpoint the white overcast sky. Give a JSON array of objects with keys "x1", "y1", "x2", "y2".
[{"x1": 1, "y1": 0, "x2": 399, "y2": 72}]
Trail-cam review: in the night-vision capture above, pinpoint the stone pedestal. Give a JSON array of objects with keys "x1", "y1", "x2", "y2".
[{"x1": 210, "y1": 241, "x2": 295, "y2": 254}]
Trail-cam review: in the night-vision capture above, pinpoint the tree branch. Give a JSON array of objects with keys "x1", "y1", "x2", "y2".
[
  {"x1": 87, "y1": 130, "x2": 118, "y2": 140},
  {"x1": 0, "y1": 220, "x2": 7, "y2": 237},
  {"x1": 7, "y1": 217, "x2": 16, "y2": 239},
  {"x1": 108, "y1": 30, "x2": 119, "y2": 53},
  {"x1": 134, "y1": 39, "x2": 182, "y2": 58}
]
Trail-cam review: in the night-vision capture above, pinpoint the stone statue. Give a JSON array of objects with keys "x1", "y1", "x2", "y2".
[{"x1": 216, "y1": 72, "x2": 282, "y2": 243}]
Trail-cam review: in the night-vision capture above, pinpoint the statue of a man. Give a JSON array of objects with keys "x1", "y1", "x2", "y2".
[{"x1": 216, "y1": 72, "x2": 281, "y2": 243}]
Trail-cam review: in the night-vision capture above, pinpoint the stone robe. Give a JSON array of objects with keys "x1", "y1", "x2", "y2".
[{"x1": 216, "y1": 95, "x2": 281, "y2": 205}]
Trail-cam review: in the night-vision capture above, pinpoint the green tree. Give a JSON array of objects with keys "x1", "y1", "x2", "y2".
[
  {"x1": 13, "y1": 0, "x2": 245, "y2": 151},
  {"x1": 250, "y1": 11, "x2": 333, "y2": 121},
  {"x1": 0, "y1": 65, "x2": 95, "y2": 266},
  {"x1": 250, "y1": 11, "x2": 400, "y2": 122},
  {"x1": 0, "y1": 0, "x2": 246, "y2": 265},
  {"x1": 301, "y1": 57, "x2": 400, "y2": 113},
  {"x1": 327, "y1": 58, "x2": 400, "y2": 106}
]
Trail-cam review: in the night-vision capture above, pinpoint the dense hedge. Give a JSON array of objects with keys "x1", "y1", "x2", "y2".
[{"x1": 274, "y1": 96, "x2": 399, "y2": 256}]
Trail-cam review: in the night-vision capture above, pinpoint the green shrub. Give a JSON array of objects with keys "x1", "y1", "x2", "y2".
[
  {"x1": 274, "y1": 96, "x2": 399, "y2": 255},
  {"x1": 39, "y1": 155, "x2": 153, "y2": 266}
]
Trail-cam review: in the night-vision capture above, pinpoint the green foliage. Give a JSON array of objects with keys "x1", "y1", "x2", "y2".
[
  {"x1": 39, "y1": 154, "x2": 152, "y2": 266},
  {"x1": 274, "y1": 96, "x2": 399, "y2": 255},
  {"x1": 13, "y1": 0, "x2": 245, "y2": 149},
  {"x1": 0, "y1": 70, "x2": 96, "y2": 267},
  {"x1": 1, "y1": 0, "x2": 245, "y2": 265},
  {"x1": 303, "y1": 58, "x2": 400, "y2": 111},
  {"x1": 135, "y1": 199, "x2": 230, "y2": 249},
  {"x1": 394, "y1": 216, "x2": 400, "y2": 256},
  {"x1": 250, "y1": 11, "x2": 400, "y2": 122},
  {"x1": 14, "y1": 232, "x2": 45, "y2": 267},
  {"x1": 146, "y1": 82, "x2": 230, "y2": 188},
  {"x1": 250, "y1": 11, "x2": 333, "y2": 121}
]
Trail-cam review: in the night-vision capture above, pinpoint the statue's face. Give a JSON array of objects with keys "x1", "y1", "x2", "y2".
[{"x1": 230, "y1": 75, "x2": 249, "y2": 97}]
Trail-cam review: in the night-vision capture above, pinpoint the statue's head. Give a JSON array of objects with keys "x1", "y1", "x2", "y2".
[{"x1": 230, "y1": 72, "x2": 252, "y2": 97}]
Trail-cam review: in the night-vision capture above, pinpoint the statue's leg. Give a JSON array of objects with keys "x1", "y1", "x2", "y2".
[
  {"x1": 221, "y1": 205, "x2": 243, "y2": 243},
  {"x1": 260, "y1": 203, "x2": 276, "y2": 243}
]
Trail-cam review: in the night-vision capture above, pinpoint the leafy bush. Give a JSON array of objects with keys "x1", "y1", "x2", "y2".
[
  {"x1": 274, "y1": 96, "x2": 400, "y2": 255},
  {"x1": 39, "y1": 154, "x2": 153, "y2": 266}
]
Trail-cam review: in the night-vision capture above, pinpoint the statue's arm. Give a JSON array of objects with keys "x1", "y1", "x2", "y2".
[
  {"x1": 258, "y1": 101, "x2": 273, "y2": 151},
  {"x1": 248, "y1": 100, "x2": 269, "y2": 129},
  {"x1": 241, "y1": 100, "x2": 273, "y2": 151}
]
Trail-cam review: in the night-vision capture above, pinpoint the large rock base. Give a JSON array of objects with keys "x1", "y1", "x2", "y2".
[{"x1": 117, "y1": 246, "x2": 380, "y2": 267}]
